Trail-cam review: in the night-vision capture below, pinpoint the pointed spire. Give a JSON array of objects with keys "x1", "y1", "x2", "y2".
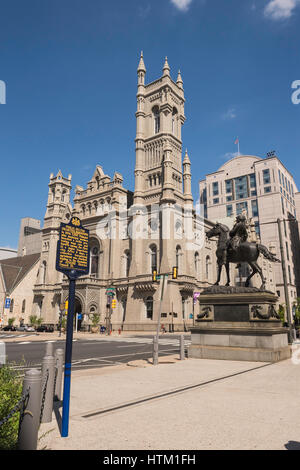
[
  {"x1": 137, "y1": 51, "x2": 146, "y2": 73},
  {"x1": 163, "y1": 56, "x2": 170, "y2": 76},
  {"x1": 176, "y1": 70, "x2": 183, "y2": 89},
  {"x1": 183, "y1": 149, "x2": 191, "y2": 165}
]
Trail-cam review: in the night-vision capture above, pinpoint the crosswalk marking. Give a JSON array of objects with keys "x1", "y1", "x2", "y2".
[{"x1": 83, "y1": 336, "x2": 191, "y2": 346}]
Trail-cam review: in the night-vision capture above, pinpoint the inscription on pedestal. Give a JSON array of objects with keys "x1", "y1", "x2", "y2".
[{"x1": 214, "y1": 304, "x2": 249, "y2": 322}]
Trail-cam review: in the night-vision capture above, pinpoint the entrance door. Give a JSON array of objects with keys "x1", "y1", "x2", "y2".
[{"x1": 74, "y1": 297, "x2": 83, "y2": 331}]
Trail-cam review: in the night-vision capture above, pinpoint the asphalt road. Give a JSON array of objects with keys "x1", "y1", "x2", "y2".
[{"x1": 4, "y1": 335, "x2": 191, "y2": 371}]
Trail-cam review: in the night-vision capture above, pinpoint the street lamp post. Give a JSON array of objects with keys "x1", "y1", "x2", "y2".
[
  {"x1": 258, "y1": 217, "x2": 297, "y2": 343},
  {"x1": 276, "y1": 218, "x2": 295, "y2": 342}
]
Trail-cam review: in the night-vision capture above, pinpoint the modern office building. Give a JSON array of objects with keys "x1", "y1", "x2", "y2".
[{"x1": 199, "y1": 154, "x2": 300, "y2": 314}]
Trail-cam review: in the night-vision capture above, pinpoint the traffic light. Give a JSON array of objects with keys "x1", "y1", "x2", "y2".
[
  {"x1": 172, "y1": 266, "x2": 178, "y2": 279},
  {"x1": 111, "y1": 299, "x2": 117, "y2": 309},
  {"x1": 152, "y1": 269, "x2": 158, "y2": 282}
]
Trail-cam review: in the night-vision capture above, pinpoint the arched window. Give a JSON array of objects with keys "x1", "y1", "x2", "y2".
[
  {"x1": 10, "y1": 299, "x2": 14, "y2": 313},
  {"x1": 153, "y1": 106, "x2": 160, "y2": 134},
  {"x1": 182, "y1": 297, "x2": 186, "y2": 320},
  {"x1": 61, "y1": 190, "x2": 66, "y2": 202},
  {"x1": 146, "y1": 296, "x2": 153, "y2": 320},
  {"x1": 124, "y1": 250, "x2": 131, "y2": 277},
  {"x1": 90, "y1": 240, "x2": 100, "y2": 277},
  {"x1": 22, "y1": 299, "x2": 26, "y2": 314},
  {"x1": 42, "y1": 261, "x2": 47, "y2": 284},
  {"x1": 176, "y1": 246, "x2": 182, "y2": 271},
  {"x1": 121, "y1": 297, "x2": 127, "y2": 323},
  {"x1": 194, "y1": 252, "x2": 200, "y2": 277},
  {"x1": 172, "y1": 107, "x2": 178, "y2": 135},
  {"x1": 81, "y1": 204, "x2": 86, "y2": 216},
  {"x1": 206, "y1": 256, "x2": 210, "y2": 279},
  {"x1": 93, "y1": 201, "x2": 98, "y2": 214},
  {"x1": 150, "y1": 245, "x2": 157, "y2": 272}
]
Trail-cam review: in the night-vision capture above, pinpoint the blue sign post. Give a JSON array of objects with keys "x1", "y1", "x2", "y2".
[
  {"x1": 5, "y1": 298, "x2": 11, "y2": 309},
  {"x1": 56, "y1": 217, "x2": 89, "y2": 438}
]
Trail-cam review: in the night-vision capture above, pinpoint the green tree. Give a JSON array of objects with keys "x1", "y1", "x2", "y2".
[
  {"x1": 36, "y1": 317, "x2": 43, "y2": 327},
  {"x1": 8, "y1": 318, "x2": 15, "y2": 327},
  {"x1": 278, "y1": 304, "x2": 285, "y2": 325},
  {"x1": 91, "y1": 314, "x2": 100, "y2": 327},
  {"x1": 29, "y1": 315, "x2": 38, "y2": 327}
]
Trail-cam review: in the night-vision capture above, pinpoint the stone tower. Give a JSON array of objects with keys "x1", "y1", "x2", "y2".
[
  {"x1": 124, "y1": 54, "x2": 196, "y2": 330},
  {"x1": 33, "y1": 171, "x2": 72, "y2": 323},
  {"x1": 134, "y1": 53, "x2": 186, "y2": 205}
]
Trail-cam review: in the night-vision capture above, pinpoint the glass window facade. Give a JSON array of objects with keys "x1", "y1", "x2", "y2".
[
  {"x1": 236, "y1": 201, "x2": 248, "y2": 215},
  {"x1": 234, "y1": 176, "x2": 248, "y2": 200},
  {"x1": 226, "y1": 205, "x2": 233, "y2": 217},
  {"x1": 249, "y1": 173, "x2": 256, "y2": 189},
  {"x1": 213, "y1": 198, "x2": 219, "y2": 205},
  {"x1": 225, "y1": 179, "x2": 233, "y2": 194},
  {"x1": 251, "y1": 199, "x2": 258, "y2": 217},
  {"x1": 212, "y1": 181, "x2": 219, "y2": 196},
  {"x1": 254, "y1": 221, "x2": 260, "y2": 238},
  {"x1": 264, "y1": 186, "x2": 271, "y2": 193},
  {"x1": 263, "y1": 169, "x2": 270, "y2": 185}
]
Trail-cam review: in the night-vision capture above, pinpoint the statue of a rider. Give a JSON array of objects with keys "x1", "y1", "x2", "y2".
[{"x1": 227, "y1": 214, "x2": 248, "y2": 254}]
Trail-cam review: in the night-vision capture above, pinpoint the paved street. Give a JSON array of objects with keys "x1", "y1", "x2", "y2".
[{"x1": 2, "y1": 333, "x2": 191, "y2": 371}]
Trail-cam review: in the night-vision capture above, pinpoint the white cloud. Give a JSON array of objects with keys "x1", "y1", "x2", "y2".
[
  {"x1": 264, "y1": 0, "x2": 300, "y2": 20},
  {"x1": 222, "y1": 152, "x2": 239, "y2": 160},
  {"x1": 222, "y1": 108, "x2": 237, "y2": 120},
  {"x1": 170, "y1": 0, "x2": 193, "y2": 11}
]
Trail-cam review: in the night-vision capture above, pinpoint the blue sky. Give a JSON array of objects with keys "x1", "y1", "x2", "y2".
[{"x1": 1, "y1": 0, "x2": 300, "y2": 248}]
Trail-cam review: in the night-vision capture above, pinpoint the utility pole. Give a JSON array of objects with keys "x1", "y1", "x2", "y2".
[
  {"x1": 153, "y1": 274, "x2": 168, "y2": 366},
  {"x1": 277, "y1": 218, "x2": 295, "y2": 342}
]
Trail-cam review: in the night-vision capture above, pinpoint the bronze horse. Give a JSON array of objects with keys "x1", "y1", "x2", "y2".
[{"x1": 206, "y1": 223, "x2": 280, "y2": 290}]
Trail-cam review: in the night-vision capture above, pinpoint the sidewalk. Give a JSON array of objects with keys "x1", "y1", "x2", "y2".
[{"x1": 38, "y1": 356, "x2": 300, "y2": 450}]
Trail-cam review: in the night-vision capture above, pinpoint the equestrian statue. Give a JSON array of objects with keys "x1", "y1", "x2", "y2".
[{"x1": 206, "y1": 214, "x2": 280, "y2": 290}]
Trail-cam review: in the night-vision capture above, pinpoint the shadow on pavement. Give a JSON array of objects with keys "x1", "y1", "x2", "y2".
[{"x1": 53, "y1": 401, "x2": 62, "y2": 434}]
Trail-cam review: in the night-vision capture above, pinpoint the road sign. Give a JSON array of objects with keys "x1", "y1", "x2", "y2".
[
  {"x1": 55, "y1": 216, "x2": 90, "y2": 438},
  {"x1": 106, "y1": 287, "x2": 116, "y2": 294},
  {"x1": 77, "y1": 314, "x2": 82, "y2": 320},
  {"x1": 5, "y1": 298, "x2": 11, "y2": 309}
]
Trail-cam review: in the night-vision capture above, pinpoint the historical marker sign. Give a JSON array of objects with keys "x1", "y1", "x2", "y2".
[
  {"x1": 56, "y1": 217, "x2": 89, "y2": 274},
  {"x1": 55, "y1": 216, "x2": 89, "y2": 438}
]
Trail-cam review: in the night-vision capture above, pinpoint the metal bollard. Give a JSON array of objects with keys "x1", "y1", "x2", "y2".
[
  {"x1": 45, "y1": 341, "x2": 54, "y2": 357},
  {"x1": 54, "y1": 349, "x2": 64, "y2": 401},
  {"x1": 18, "y1": 369, "x2": 42, "y2": 450},
  {"x1": 0, "y1": 341, "x2": 6, "y2": 366},
  {"x1": 153, "y1": 336, "x2": 158, "y2": 366},
  {"x1": 41, "y1": 354, "x2": 55, "y2": 423},
  {"x1": 180, "y1": 335, "x2": 185, "y2": 360}
]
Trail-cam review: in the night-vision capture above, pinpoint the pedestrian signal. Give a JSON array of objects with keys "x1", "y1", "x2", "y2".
[{"x1": 172, "y1": 266, "x2": 178, "y2": 279}]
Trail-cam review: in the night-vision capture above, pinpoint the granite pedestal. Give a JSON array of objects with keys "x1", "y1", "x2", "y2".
[{"x1": 189, "y1": 286, "x2": 291, "y2": 363}]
